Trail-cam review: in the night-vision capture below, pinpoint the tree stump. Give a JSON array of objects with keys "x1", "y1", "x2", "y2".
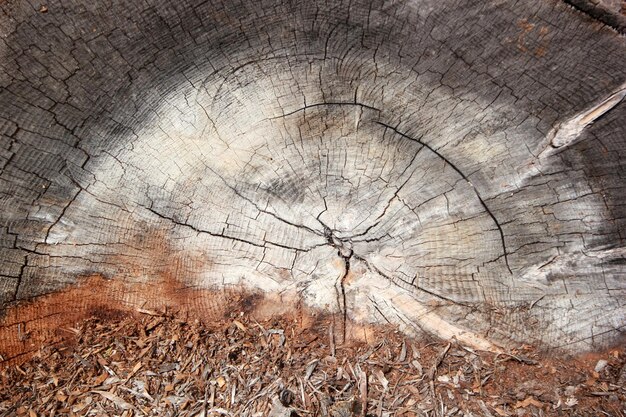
[{"x1": 0, "y1": 0, "x2": 624, "y2": 356}]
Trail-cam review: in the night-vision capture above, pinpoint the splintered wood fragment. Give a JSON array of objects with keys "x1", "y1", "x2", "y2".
[
  {"x1": 268, "y1": 396, "x2": 292, "y2": 417},
  {"x1": 359, "y1": 341, "x2": 384, "y2": 361},
  {"x1": 206, "y1": 407, "x2": 231, "y2": 415},
  {"x1": 232, "y1": 320, "x2": 246, "y2": 332},
  {"x1": 118, "y1": 385, "x2": 154, "y2": 402},
  {"x1": 136, "y1": 308, "x2": 160, "y2": 316},
  {"x1": 478, "y1": 400, "x2": 496, "y2": 417},
  {"x1": 298, "y1": 377, "x2": 306, "y2": 408},
  {"x1": 1, "y1": 313, "x2": 626, "y2": 415},
  {"x1": 397, "y1": 340, "x2": 407, "y2": 363},
  {"x1": 304, "y1": 359, "x2": 319, "y2": 381},
  {"x1": 359, "y1": 369, "x2": 368, "y2": 417},
  {"x1": 373, "y1": 369, "x2": 389, "y2": 417},
  {"x1": 428, "y1": 343, "x2": 451, "y2": 381},
  {"x1": 231, "y1": 381, "x2": 237, "y2": 405},
  {"x1": 329, "y1": 325, "x2": 336, "y2": 357},
  {"x1": 126, "y1": 361, "x2": 142, "y2": 380},
  {"x1": 514, "y1": 397, "x2": 543, "y2": 409},
  {"x1": 92, "y1": 390, "x2": 134, "y2": 411},
  {"x1": 541, "y1": 84, "x2": 626, "y2": 156},
  {"x1": 267, "y1": 329, "x2": 285, "y2": 346},
  {"x1": 373, "y1": 368, "x2": 389, "y2": 391},
  {"x1": 371, "y1": 292, "x2": 502, "y2": 352},
  {"x1": 495, "y1": 352, "x2": 538, "y2": 365}
]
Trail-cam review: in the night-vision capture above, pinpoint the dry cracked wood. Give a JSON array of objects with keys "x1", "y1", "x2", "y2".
[{"x1": 0, "y1": 0, "x2": 625, "y2": 353}]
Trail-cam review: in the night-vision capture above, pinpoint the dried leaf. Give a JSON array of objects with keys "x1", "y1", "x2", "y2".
[
  {"x1": 373, "y1": 369, "x2": 389, "y2": 390},
  {"x1": 71, "y1": 396, "x2": 93, "y2": 413},
  {"x1": 514, "y1": 396, "x2": 544, "y2": 409},
  {"x1": 55, "y1": 391, "x2": 68, "y2": 402},
  {"x1": 492, "y1": 405, "x2": 510, "y2": 416},
  {"x1": 94, "y1": 371, "x2": 109, "y2": 386},
  {"x1": 3, "y1": 303, "x2": 621, "y2": 417},
  {"x1": 304, "y1": 359, "x2": 319, "y2": 381},
  {"x1": 92, "y1": 390, "x2": 134, "y2": 410},
  {"x1": 128, "y1": 361, "x2": 142, "y2": 378}
]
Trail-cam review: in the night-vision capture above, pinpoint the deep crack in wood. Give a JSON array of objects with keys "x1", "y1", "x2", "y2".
[{"x1": 0, "y1": 0, "x2": 624, "y2": 353}]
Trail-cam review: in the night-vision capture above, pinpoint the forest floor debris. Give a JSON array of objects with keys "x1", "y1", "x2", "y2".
[{"x1": 1, "y1": 309, "x2": 624, "y2": 416}]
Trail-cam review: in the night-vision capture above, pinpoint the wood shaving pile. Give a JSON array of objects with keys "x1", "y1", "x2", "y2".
[{"x1": 1, "y1": 311, "x2": 624, "y2": 416}]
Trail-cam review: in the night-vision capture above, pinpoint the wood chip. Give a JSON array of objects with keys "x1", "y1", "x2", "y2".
[
  {"x1": 92, "y1": 390, "x2": 134, "y2": 410},
  {"x1": 1, "y1": 312, "x2": 623, "y2": 416},
  {"x1": 514, "y1": 396, "x2": 544, "y2": 409}
]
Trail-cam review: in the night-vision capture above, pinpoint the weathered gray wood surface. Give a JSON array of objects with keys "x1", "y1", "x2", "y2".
[
  {"x1": 564, "y1": 0, "x2": 626, "y2": 33},
  {"x1": 0, "y1": 0, "x2": 624, "y2": 352}
]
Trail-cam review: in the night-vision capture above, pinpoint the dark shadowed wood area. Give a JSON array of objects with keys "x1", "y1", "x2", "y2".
[{"x1": 0, "y1": 0, "x2": 625, "y2": 364}]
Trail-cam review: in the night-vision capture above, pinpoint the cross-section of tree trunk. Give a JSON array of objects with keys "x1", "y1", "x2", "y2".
[{"x1": 0, "y1": 0, "x2": 624, "y2": 354}]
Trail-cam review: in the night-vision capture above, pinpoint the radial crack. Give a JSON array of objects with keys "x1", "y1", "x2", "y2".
[
  {"x1": 353, "y1": 253, "x2": 472, "y2": 308},
  {"x1": 204, "y1": 165, "x2": 325, "y2": 238},
  {"x1": 376, "y1": 122, "x2": 513, "y2": 274},
  {"x1": 146, "y1": 206, "x2": 321, "y2": 252},
  {"x1": 339, "y1": 252, "x2": 350, "y2": 343},
  {"x1": 323, "y1": 225, "x2": 353, "y2": 343}
]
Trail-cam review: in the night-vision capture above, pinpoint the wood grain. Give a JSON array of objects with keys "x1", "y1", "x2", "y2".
[{"x1": 0, "y1": 0, "x2": 624, "y2": 352}]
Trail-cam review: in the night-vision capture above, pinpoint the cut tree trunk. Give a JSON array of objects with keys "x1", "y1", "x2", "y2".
[{"x1": 0, "y1": 0, "x2": 624, "y2": 355}]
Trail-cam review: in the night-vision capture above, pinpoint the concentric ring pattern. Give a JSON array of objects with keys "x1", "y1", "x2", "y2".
[{"x1": 1, "y1": 0, "x2": 625, "y2": 351}]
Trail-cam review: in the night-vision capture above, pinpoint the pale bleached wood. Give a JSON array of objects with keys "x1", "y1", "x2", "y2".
[{"x1": 0, "y1": 0, "x2": 624, "y2": 352}]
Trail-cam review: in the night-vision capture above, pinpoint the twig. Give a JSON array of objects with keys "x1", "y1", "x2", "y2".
[
  {"x1": 495, "y1": 352, "x2": 538, "y2": 365},
  {"x1": 428, "y1": 343, "x2": 451, "y2": 380}
]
